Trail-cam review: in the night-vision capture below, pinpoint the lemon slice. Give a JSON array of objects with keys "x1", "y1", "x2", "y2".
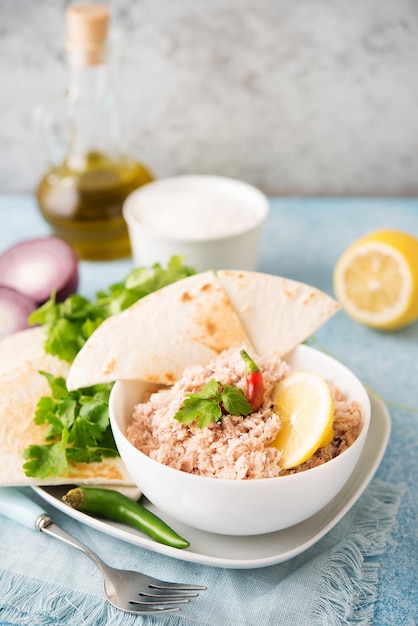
[
  {"x1": 272, "y1": 371, "x2": 334, "y2": 469},
  {"x1": 333, "y1": 230, "x2": 418, "y2": 330}
]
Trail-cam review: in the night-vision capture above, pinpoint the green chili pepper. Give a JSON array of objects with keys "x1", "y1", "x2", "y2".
[{"x1": 62, "y1": 486, "x2": 190, "y2": 549}]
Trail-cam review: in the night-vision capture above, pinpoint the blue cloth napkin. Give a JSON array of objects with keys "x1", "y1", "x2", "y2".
[{"x1": 0, "y1": 481, "x2": 402, "y2": 626}]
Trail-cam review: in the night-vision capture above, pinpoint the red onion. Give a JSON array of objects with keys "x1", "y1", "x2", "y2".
[
  {"x1": 0, "y1": 236, "x2": 79, "y2": 305},
  {"x1": 0, "y1": 286, "x2": 37, "y2": 339}
]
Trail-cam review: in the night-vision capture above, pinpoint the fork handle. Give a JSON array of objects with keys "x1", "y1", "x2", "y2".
[
  {"x1": 0, "y1": 487, "x2": 48, "y2": 529},
  {"x1": 0, "y1": 488, "x2": 109, "y2": 572}
]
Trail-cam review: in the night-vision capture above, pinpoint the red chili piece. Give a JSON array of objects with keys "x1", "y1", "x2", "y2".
[{"x1": 240, "y1": 349, "x2": 265, "y2": 412}]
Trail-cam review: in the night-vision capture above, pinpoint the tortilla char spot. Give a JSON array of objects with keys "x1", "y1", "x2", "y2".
[
  {"x1": 66, "y1": 461, "x2": 125, "y2": 481},
  {"x1": 302, "y1": 291, "x2": 318, "y2": 305},
  {"x1": 164, "y1": 371, "x2": 177, "y2": 383},
  {"x1": 103, "y1": 357, "x2": 117, "y2": 375},
  {"x1": 223, "y1": 270, "x2": 244, "y2": 281},
  {"x1": 205, "y1": 320, "x2": 217, "y2": 336},
  {"x1": 143, "y1": 372, "x2": 167, "y2": 384},
  {"x1": 180, "y1": 291, "x2": 193, "y2": 302},
  {"x1": 213, "y1": 343, "x2": 228, "y2": 354},
  {"x1": 191, "y1": 296, "x2": 246, "y2": 354},
  {"x1": 200, "y1": 282, "x2": 213, "y2": 293}
]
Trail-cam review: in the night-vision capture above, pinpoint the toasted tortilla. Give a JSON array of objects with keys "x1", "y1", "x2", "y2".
[
  {"x1": 0, "y1": 327, "x2": 135, "y2": 488},
  {"x1": 0, "y1": 326, "x2": 50, "y2": 376},
  {"x1": 67, "y1": 271, "x2": 339, "y2": 390},
  {"x1": 67, "y1": 271, "x2": 253, "y2": 390},
  {"x1": 216, "y1": 271, "x2": 340, "y2": 357}
]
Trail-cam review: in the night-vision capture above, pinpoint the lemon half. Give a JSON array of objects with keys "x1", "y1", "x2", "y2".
[
  {"x1": 333, "y1": 230, "x2": 418, "y2": 331},
  {"x1": 272, "y1": 371, "x2": 334, "y2": 470}
]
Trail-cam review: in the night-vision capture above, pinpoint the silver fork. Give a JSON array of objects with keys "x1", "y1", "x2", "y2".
[{"x1": 0, "y1": 488, "x2": 206, "y2": 615}]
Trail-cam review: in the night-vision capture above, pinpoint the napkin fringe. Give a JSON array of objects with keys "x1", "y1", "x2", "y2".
[
  {"x1": 312, "y1": 482, "x2": 403, "y2": 626},
  {"x1": 0, "y1": 571, "x2": 209, "y2": 626},
  {"x1": 0, "y1": 573, "x2": 141, "y2": 626},
  {"x1": 0, "y1": 571, "x2": 198, "y2": 626}
]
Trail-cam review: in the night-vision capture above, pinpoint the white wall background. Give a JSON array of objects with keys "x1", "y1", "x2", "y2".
[{"x1": 1, "y1": 0, "x2": 417, "y2": 195}]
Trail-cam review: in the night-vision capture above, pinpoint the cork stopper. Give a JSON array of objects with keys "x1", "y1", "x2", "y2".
[{"x1": 65, "y1": 3, "x2": 111, "y2": 65}]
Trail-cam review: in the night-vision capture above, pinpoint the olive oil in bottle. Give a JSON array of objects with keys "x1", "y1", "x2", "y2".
[{"x1": 36, "y1": 4, "x2": 153, "y2": 260}]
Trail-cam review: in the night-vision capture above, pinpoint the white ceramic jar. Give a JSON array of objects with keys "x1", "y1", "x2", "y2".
[{"x1": 122, "y1": 175, "x2": 269, "y2": 271}]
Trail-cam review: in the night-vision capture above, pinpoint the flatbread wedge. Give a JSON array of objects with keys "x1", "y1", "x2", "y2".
[
  {"x1": 0, "y1": 327, "x2": 135, "y2": 488},
  {"x1": 216, "y1": 270, "x2": 340, "y2": 357},
  {"x1": 67, "y1": 271, "x2": 253, "y2": 390},
  {"x1": 67, "y1": 271, "x2": 339, "y2": 390}
]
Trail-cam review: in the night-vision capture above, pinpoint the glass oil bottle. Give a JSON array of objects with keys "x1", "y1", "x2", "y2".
[{"x1": 36, "y1": 3, "x2": 154, "y2": 260}]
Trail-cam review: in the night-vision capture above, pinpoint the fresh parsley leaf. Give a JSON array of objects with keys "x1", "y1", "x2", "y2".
[
  {"x1": 23, "y1": 442, "x2": 68, "y2": 478},
  {"x1": 29, "y1": 296, "x2": 105, "y2": 362},
  {"x1": 33, "y1": 396, "x2": 56, "y2": 424},
  {"x1": 39, "y1": 371, "x2": 70, "y2": 400},
  {"x1": 174, "y1": 379, "x2": 253, "y2": 428},
  {"x1": 69, "y1": 397, "x2": 110, "y2": 447},
  {"x1": 221, "y1": 385, "x2": 254, "y2": 416},
  {"x1": 66, "y1": 445, "x2": 118, "y2": 464},
  {"x1": 193, "y1": 379, "x2": 221, "y2": 400},
  {"x1": 176, "y1": 396, "x2": 223, "y2": 428},
  {"x1": 22, "y1": 427, "x2": 69, "y2": 479}
]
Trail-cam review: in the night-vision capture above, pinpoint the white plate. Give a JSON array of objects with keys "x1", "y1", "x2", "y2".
[{"x1": 33, "y1": 392, "x2": 390, "y2": 570}]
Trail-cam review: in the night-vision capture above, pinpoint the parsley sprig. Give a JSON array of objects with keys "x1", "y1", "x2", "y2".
[
  {"x1": 22, "y1": 372, "x2": 116, "y2": 478},
  {"x1": 174, "y1": 379, "x2": 253, "y2": 428}
]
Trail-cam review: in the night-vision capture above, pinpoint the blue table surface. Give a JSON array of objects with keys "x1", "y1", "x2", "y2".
[{"x1": 1, "y1": 194, "x2": 417, "y2": 624}]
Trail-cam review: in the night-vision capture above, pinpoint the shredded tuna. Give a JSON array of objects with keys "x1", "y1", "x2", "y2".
[{"x1": 127, "y1": 349, "x2": 363, "y2": 480}]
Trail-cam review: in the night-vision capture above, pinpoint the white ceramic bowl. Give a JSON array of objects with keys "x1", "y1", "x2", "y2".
[
  {"x1": 109, "y1": 345, "x2": 371, "y2": 536},
  {"x1": 123, "y1": 175, "x2": 269, "y2": 272}
]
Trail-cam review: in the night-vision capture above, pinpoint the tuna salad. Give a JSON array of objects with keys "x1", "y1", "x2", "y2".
[{"x1": 126, "y1": 349, "x2": 363, "y2": 480}]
